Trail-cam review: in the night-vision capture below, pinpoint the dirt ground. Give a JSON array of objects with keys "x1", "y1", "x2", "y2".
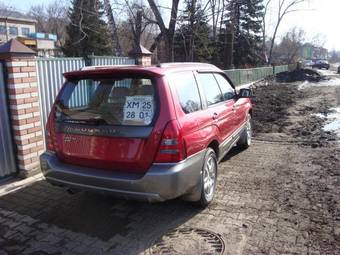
[{"x1": 0, "y1": 75, "x2": 339, "y2": 254}]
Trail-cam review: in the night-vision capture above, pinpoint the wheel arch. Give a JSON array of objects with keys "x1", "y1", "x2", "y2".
[{"x1": 207, "y1": 140, "x2": 219, "y2": 160}]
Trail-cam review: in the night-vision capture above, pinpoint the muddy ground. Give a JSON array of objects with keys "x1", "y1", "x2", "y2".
[
  {"x1": 252, "y1": 79, "x2": 337, "y2": 146},
  {"x1": 0, "y1": 75, "x2": 339, "y2": 255}
]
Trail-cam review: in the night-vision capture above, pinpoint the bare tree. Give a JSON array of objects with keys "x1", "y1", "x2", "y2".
[
  {"x1": 28, "y1": 1, "x2": 68, "y2": 48},
  {"x1": 266, "y1": 0, "x2": 308, "y2": 64},
  {"x1": 273, "y1": 27, "x2": 305, "y2": 64},
  {"x1": 147, "y1": 0, "x2": 180, "y2": 62}
]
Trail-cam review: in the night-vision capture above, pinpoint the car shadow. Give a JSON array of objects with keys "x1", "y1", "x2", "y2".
[
  {"x1": 0, "y1": 179, "x2": 203, "y2": 253},
  {"x1": 220, "y1": 146, "x2": 246, "y2": 162}
]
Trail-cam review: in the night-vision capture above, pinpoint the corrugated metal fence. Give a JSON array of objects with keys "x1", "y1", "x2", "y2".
[
  {"x1": 274, "y1": 65, "x2": 289, "y2": 74},
  {"x1": 90, "y1": 56, "x2": 135, "y2": 66},
  {"x1": 36, "y1": 56, "x2": 135, "y2": 137},
  {"x1": 0, "y1": 62, "x2": 17, "y2": 178},
  {"x1": 224, "y1": 67, "x2": 273, "y2": 86}
]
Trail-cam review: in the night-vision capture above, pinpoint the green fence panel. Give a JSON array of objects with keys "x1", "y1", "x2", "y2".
[
  {"x1": 224, "y1": 66, "x2": 276, "y2": 86},
  {"x1": 274, "y1": 65, "x2": 289, "y2": 74}
]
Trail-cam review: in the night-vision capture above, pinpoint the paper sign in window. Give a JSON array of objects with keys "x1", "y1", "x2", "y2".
[{"x1": 123, "y1": 96, "x2": 154, "y2": 125}]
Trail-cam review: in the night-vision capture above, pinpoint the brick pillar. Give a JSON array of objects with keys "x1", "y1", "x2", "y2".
[
  {"x1": 0, "y1": 39, "x2": 43, "y2": 177},
  {"x1": 128, "y1": 44, "x2": 153, "y2": 66}
]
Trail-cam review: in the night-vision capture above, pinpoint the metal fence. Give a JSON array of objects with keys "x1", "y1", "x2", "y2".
[
  {"x1": 89, "y1": 56, "x2": 135, "y2": 66},
  {"x1": 274, "y1": 65, "x2": 289, "y2": 74},
  {"x1": 36, "y1": 57, "x2": 86, "y2": 133},
  {"x1": 0, "y1": 62, "x2": 17, "y2": 178},
  {"x1": 224, "y1": 65, "x2": 288, "y2": 86}
]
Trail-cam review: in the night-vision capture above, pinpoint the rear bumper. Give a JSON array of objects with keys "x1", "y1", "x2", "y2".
[{"x1": 40, "y1": 150, "x2": 205, "y2": 202}]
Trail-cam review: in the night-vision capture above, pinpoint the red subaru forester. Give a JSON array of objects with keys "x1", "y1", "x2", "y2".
[{"x1": 40, "y1": 63, "x2": 252, "y2": 207}]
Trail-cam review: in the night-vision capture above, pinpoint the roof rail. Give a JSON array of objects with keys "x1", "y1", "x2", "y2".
[
  {"x1": 81, "y1": 65, "x2": 137, "y2": 71},
  {"x1": 156, "y1": 62, "x2": 216, "y2": 68}
]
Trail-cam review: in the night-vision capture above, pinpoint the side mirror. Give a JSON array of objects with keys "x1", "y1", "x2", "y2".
[{"x1": 238, "y1": 88, "x2": 253, "y2": 98}]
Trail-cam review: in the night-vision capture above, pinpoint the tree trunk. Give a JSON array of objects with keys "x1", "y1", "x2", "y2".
[
  {"x1": 224, "y1": 22, "x2": 234, "y2": 69},
  {"x1": 268, "y1": 19, "x2": 281, "y2": 64},
  {"x1": 147, "y1": 0, "x2": 179, "y2": 62},
  {"x1": 103, "y1": 0, "x2": 122, "y2": 56}
]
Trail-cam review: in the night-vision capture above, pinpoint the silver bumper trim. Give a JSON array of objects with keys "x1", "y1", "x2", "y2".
[{"x1": 40, "y1": 150, "x2": 206, "y2": 202}]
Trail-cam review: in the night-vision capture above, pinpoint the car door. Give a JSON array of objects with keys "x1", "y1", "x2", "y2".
[
  {"x1": 196, "y1": 72, "x2": 236, "y2": 143},
  {"x1": 213, "y1": 73, "x2": 242, "y2": 131},
  {"x1": 214, "y1": 73, "x2": 248, "y2": 129}
]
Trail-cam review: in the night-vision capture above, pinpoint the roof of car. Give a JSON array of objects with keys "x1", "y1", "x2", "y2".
[{"x1": 63, "y1": 62, "x2": 223, "y2": 79}]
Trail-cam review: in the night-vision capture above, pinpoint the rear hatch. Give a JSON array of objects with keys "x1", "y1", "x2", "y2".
[{"x1": 53, "y1": 75, "x2": 160, "y2": 173}]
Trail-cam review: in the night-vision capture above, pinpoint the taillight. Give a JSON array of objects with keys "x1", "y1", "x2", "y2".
[
  {"x1": 46, "y1": 106, "x2": 56, "y2": 152},
  {"x1": 154, "y1": 120, "x2": 186, "y2": 163}
]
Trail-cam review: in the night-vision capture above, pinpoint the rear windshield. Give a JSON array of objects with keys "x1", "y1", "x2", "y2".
[{"x1": 56, "y1": 77, "x2": 156, "y2": 126}]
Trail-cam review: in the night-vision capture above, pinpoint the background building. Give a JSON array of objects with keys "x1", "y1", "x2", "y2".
[
  {"x1": 301, "y1": 43, "x2": 329, "y2": 60},
  {"x1": 0, "y1": 9, "x2": 58, "y2": 57}
]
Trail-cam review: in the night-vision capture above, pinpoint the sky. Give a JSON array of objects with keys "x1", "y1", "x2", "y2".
[{"x1": 1, "y1": 0, "x2": 340, "y2": 51}]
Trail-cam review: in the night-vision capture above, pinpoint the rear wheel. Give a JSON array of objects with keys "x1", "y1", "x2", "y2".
[
  {"x1": 198, "y1": 148, "x2": 217, "y2": 208},
  {"x1": 237, "y1": 114, "x2": 252, "y2": 149}
]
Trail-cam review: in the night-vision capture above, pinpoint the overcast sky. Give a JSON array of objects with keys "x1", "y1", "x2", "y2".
[{"x1": 2, "y1": 0, "x2": 340, "y2": 51}]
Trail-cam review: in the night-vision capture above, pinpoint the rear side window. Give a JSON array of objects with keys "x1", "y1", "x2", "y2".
[
  {"x1": 213, "y1": 73, "x2": 235, "y2": 100},
  {"x1": 197, "y1": 73, "x2": 223, "y2": 106},
  {"x1": 57, "y1": 77, "x2": 156, "y2": 126},
  {"x1": 169, "y1": 72, "x2": 202, "y2": 114}
]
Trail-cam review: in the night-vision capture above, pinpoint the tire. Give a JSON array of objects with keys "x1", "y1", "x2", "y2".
[
  {"x1": 198, "y1": 148, "x2": 218, "y2": 208},
  {"x1": 237, "y1": 114, "x2": 252, "y2": 149}
]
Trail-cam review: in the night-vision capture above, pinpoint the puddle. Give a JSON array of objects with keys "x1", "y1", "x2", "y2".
[
  {"x1": 298, "y1": 78, "x2": 340, "y2": 90},
  {"x1": 313, "y1": 107, "x2": 340, "y2": 139}
]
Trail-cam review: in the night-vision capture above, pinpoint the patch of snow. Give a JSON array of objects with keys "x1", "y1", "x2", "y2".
[
  {"x1": 313, "y1": 107, "x2": 340, "y2": 139},
  {"x1": 323, "y1": 108, "x2": 340, "y2": 134},
  {"x1": 298, "y1": 78, "x2": 340, "y2": 90},
  {"x1": 316, "y1": 69, "x2": 337, "y2": 76}
]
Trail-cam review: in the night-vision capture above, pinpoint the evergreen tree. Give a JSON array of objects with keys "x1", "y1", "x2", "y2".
[
  {"x1": 226, "y1": 0, "x2": 264, "y2": 67},
  {"x1": 63, "y1": 0, "x2": 112, "y2": 57},
  {"x1": 174, "y1": 0, "x2": 213, "y2": 63}
]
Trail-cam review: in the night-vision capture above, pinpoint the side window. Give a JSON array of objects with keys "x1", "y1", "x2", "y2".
[
  {"x1": 0, "y1": 25, "x2": 6, "y2": 35},
  {"x1": 170, "y1": 72, "x2": 202, "y2": 114},
  {"x1": 214, "y1": 73, "x2": 235, "y2": 101},
  {"x1": 9, "y1": 26, "x2": 18, "y2": 35},
  {"x1": 21, "y1": 27, "x2": 30, "y2": 36},
  {"x1": 197, "y1": 73, "x2": 223, "y2": 106}
]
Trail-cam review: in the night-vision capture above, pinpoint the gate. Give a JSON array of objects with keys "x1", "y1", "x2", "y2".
[{"x1": 0, "y1": 62, "x2": 17, "y2": 178}]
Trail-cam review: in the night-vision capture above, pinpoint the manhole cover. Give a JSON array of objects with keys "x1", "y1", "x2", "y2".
[{"x1": 148, "y1": 227, "x2": 225, "y2": 255}]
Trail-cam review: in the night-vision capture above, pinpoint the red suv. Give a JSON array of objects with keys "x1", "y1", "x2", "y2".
[{"x1": 40, "y1": 63, "x2": 252, "y2": 207}]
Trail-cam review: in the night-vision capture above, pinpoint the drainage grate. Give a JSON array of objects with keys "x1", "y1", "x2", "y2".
[{"x1": 148, "y1": 227, "x2": 225, "y2": 255}]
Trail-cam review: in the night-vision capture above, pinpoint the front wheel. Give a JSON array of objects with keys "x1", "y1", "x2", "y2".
[
  {"x1": 198, "y1": 148, "x2": 218, "y2": 208},
  {"x1": 237, "y1": 114, "x2": 252, "y2": 149}
]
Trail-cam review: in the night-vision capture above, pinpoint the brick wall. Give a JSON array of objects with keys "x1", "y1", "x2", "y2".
[{"x1": 5, "y1": 57, "x2": 43, "y2": 177}]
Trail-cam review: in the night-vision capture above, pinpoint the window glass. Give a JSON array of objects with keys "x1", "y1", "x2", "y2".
[
  {"x1": 214, "y1": 73, "x2": 235, "y2": 100},
  {"x1": 57, "y1": 77, "x2": 156, "y2": 126},
  {"x1": 169, "y1": 72, "x2": 201, "y2": 114},
  {"x1": 197, "y1": 73, "x2": 223, "y2": 106},
  {"x1": 21, "y1": 27, "x2": 30, "y2": 36},
  {"x1": 9, "y1": 26, "x2": 18, "y2": 35},
  {"x1": 0, "y1": 25, "x2": 6, "y2": 35}
]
